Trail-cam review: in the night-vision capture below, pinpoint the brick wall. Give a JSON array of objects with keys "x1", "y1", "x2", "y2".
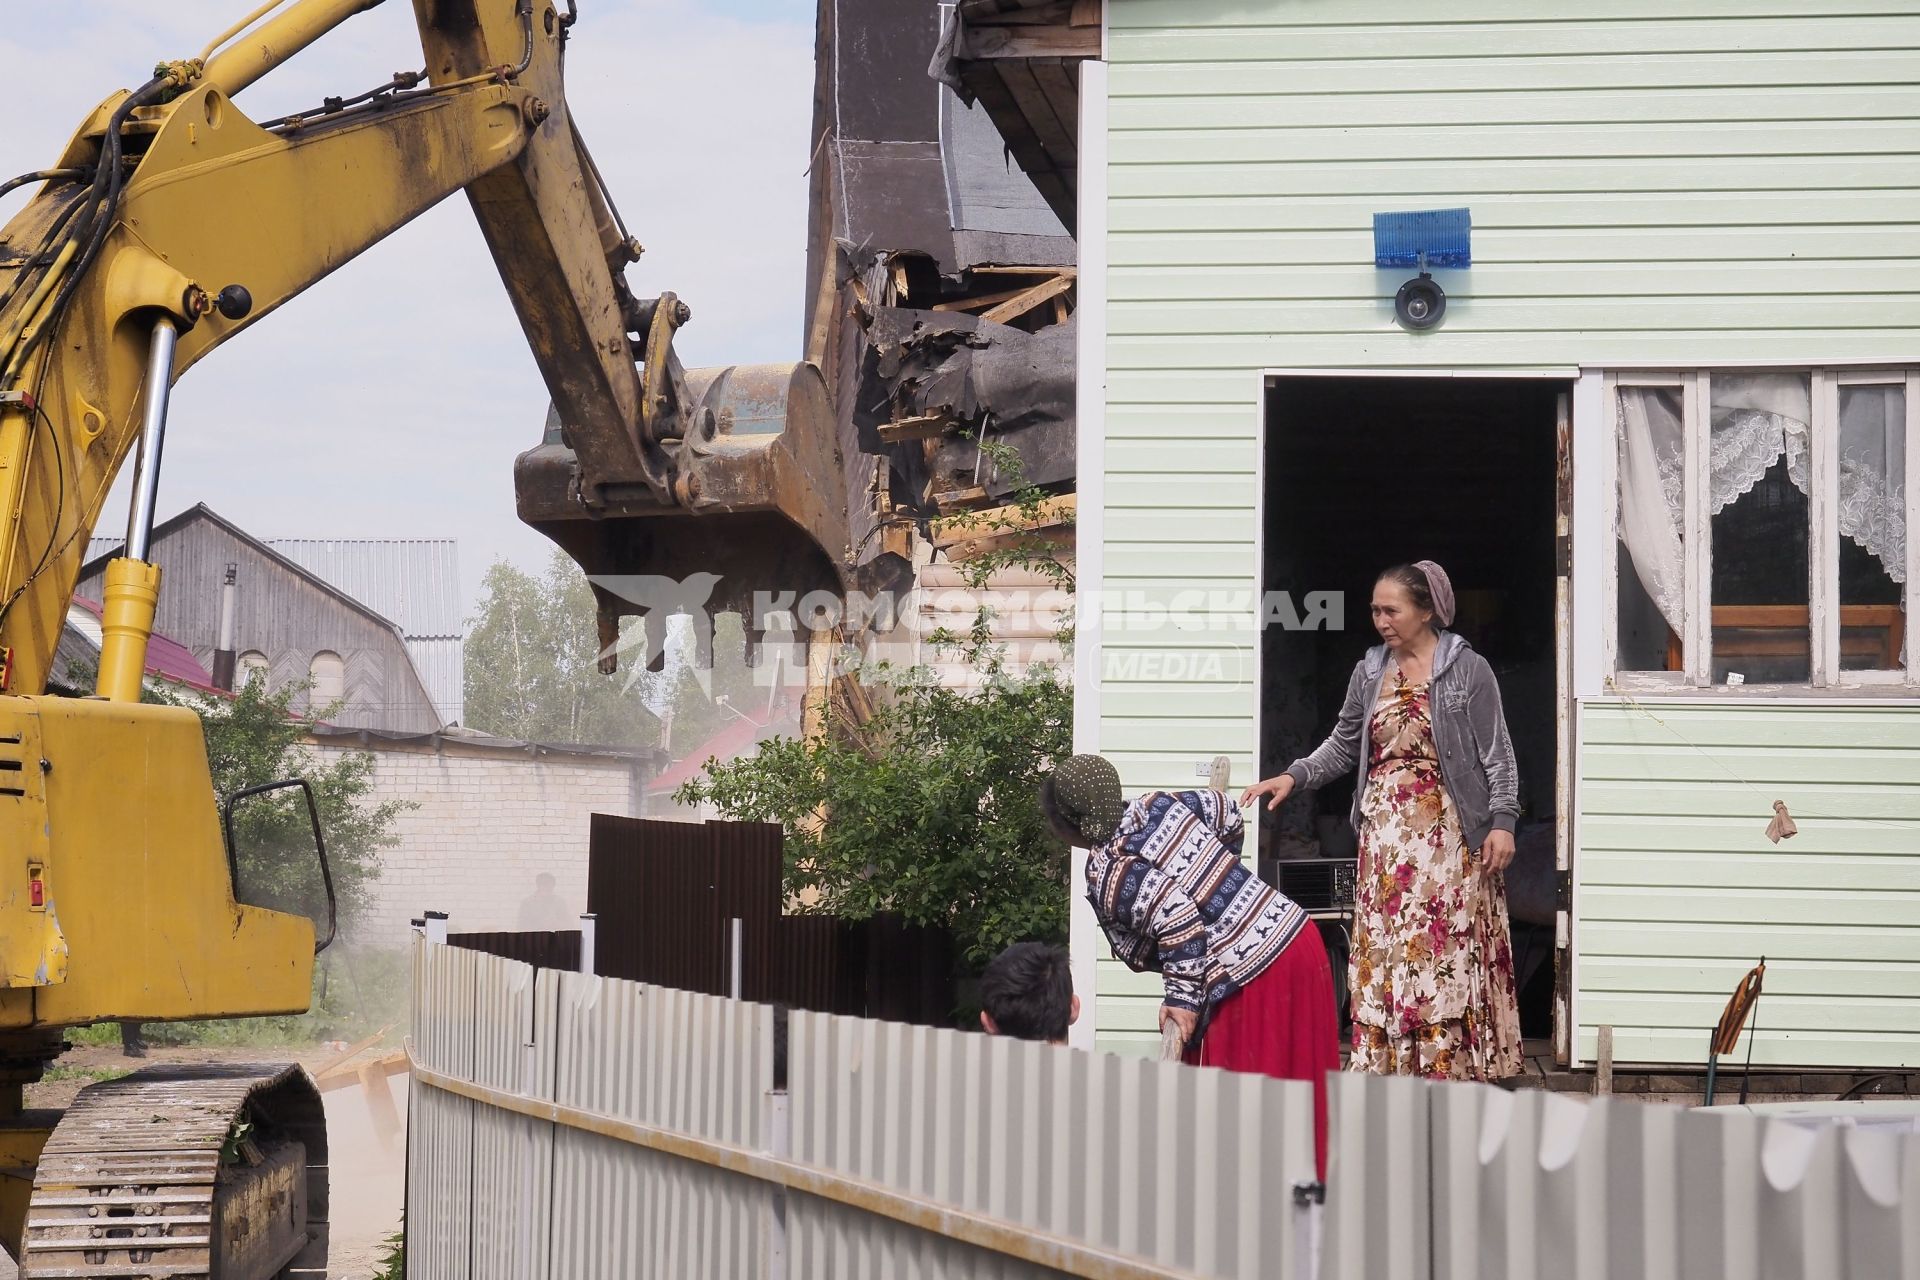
[{"x1": 306, "y1": 739, "x2": 642, "y2": 947}]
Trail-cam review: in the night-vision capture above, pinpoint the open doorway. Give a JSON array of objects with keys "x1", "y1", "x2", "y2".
[{"x1": 1259, "y1": 375, "x2": 1568, "y2": 1041}]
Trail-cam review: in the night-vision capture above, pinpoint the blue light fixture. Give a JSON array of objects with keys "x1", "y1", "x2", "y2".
[
  {"x1": 1374, "y1": 208, "x2": 1470, "y2": 330},
  {"x1": 1373, "y1": 208, "x2": 1472, "y2": 269}
]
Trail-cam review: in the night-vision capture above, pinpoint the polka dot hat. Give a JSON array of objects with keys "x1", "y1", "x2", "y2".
[{"x1": 1050, "y1": 753, "x2": 1124, "y2": 845}]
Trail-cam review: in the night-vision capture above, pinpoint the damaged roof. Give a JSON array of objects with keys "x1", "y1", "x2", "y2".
[
  {"x1": 942, "y1": 91, "x2": 1072, "y2": 268},
  {"x1": 825, "y1": 0, "x2": 1072, "y2": 273},
  {"x1": 810, "y1": 0, "x2": 1078, "y2": 573},
  {"x1": 931, "y1": 0, "x2": 1097, "y2": 229}
]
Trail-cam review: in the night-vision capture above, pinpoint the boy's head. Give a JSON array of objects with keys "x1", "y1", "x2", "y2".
[{"x1": 979, "y1": 942, "x2": 1078, "y2": 1044}]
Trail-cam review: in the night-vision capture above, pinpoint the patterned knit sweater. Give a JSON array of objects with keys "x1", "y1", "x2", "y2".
[{"x1": 1086, "y1": 790, "x2": 1308, "y2": 1018}]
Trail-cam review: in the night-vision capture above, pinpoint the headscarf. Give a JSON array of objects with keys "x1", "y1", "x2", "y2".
[
  {"x1": 1048, "y1": 753, "x2": 1125, "y2": 846},
  {"x1": 1413, "y1": 559, "x2": 1456, "y2": 628}
]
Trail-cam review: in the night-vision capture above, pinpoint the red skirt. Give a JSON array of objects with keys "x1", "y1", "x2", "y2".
[{"x1": 1183, "y1": 924, "x2": 1339, "y2": 1176}]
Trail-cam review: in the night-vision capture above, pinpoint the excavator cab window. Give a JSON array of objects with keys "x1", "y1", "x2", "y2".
[{"x1": 221, "y1": 778, "x2": 338, "y2": 954}]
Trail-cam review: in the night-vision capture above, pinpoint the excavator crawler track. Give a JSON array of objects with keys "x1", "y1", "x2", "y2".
[{"x1": 20, "y1": 1063, "x2": 327, "y2": 1279}]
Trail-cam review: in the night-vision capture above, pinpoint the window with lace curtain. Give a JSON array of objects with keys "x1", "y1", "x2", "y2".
[{"x1": 1609, "y1": 369, "x2": 1915, "y2": 689}]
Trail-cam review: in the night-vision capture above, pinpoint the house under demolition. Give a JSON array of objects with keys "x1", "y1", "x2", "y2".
[
  {"x1": 804, "y1": 0, "x2": 1088, "y2": 679},
  {"x1": 943, "y1": 0, "x2": 1920, "y2": 1086}
]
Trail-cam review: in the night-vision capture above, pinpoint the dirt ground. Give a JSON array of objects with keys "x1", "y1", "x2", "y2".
[{"x1": 20, "y1": 1041, "x2": 406, "y2": 1280}]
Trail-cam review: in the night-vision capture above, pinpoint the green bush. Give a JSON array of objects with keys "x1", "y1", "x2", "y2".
[{"x1": 677, "y1": 442, "x2": 1076, "y2": 968}]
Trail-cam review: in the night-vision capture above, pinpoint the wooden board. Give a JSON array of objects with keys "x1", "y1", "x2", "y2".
[
  {"x1": 878, "y1": 414, "x2": 954, "y2": 444},
  {"x1": 931, "y1": 494, "x2": 1078, "y2": 548}
]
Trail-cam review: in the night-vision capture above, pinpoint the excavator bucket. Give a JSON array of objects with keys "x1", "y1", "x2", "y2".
[{"x1": 515, "y1": 360, "x2": 854, "y2": 673}]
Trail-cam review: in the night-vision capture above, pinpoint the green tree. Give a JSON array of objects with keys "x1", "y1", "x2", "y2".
[
  {"x1": 462, "y1": 551, "x2": 660, "y2": 746},
  {"x1": 186, "y1": 678, "x2": 408, "y2": 931},
  {"x1": 676, "y1": 440, "x2": 1076, "y2": 966},
  {"x1": 675, "y1": 624, "x2": 1071, "y2": 966}
]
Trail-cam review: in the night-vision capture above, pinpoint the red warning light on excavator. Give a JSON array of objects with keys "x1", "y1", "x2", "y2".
[{"x1": 27, "y1": 864, "x2": 45, "y2": 910}]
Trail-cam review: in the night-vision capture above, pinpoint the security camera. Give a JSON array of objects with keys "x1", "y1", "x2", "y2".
[{"x1": 1394, "y1": 272, "x2": 1446, "y2": 330}]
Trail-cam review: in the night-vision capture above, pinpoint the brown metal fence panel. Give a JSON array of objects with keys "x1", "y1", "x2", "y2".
[
  {"x1": 586, "y1": 814, "x2": 728, "y2": 995},
  {"x1": 586, "y1": 814, "x2": 957, "y2": 1025},
  {"x1": 448, "y1": 929, "x2": 582, "y2": 972}
]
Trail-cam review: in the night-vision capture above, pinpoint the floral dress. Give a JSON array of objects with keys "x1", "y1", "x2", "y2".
[{"x1": 1348, "y1": 663, "x2": 1523, "y2": 1080}]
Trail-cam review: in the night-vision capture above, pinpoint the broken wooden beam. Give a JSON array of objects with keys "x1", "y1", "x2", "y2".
[
  {"x1": 931, "y1": 493, "x2": 1078, "y2": 549},
  {"x1": 878, "y1": 413, "x2": 953, "y2": 445},
  {"x1": 962, "y1": 22, "x2": 1102, "y2": 59},
  {"x1": 981, "y1": 272, "x2": 1075, "y2": 325},
  {"x1": 315, "y1": 1047, "x2": 409, "y2": 1094},
  {"x1": 932, "y1": 485, "x2": 990, "y2": 510},
  {"x1": 308, "y1": 1024, "x2": 394, "y2": 1084},
  {"x1": 967, "y1": 266, "x2": 1078, "y2": 278},
  {"x1": 931, "y1": 285, "x2": 1044, "y2": 314},
  {"x1": 940, "y1": 526, "x2": 1075, "y2": 565}
]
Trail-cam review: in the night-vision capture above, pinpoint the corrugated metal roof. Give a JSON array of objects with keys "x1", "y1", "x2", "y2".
[
  {"x1": 89, "y1": 518, "x2": 464, "y2": 725},
  {"x1": 263, "y1": 538, "x2": 464, "y2": 725},
  {"x1": 263, "y1": 538, "x2": 463, "y2": 637},
  {"x1": 403, "y1": 637, "x2": 466, "y2": 728}
]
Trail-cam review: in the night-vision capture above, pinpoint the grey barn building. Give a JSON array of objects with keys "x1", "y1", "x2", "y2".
[{"x1": 80, "y1": 505, "x2": 452, "y2": 733}]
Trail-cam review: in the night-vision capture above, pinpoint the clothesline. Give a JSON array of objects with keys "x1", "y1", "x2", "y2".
[{"x1": 1603, "y1": 681, "x2": 1920, "y2": 835}]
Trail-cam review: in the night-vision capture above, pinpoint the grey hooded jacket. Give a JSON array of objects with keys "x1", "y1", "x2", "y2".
[{"x1": 1284, "y1": 631, "x2": 1520, "y2": 851}]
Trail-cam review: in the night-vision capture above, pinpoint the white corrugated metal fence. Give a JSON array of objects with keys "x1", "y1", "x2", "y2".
[{"x1": 407, "y1": 937, "x2": 1920, "y2": 1278}]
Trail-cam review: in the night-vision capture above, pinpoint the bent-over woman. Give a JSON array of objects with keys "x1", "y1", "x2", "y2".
[{"x1": 1042, "y1": 754, "x2": 1339, "y2": 1173}]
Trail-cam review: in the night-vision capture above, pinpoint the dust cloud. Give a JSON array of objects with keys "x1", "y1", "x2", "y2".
[{"x1": 323, "y1": 1071, "x2": 407, "y2": 1278}]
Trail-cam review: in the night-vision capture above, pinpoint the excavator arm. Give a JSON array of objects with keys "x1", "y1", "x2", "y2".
[
  {"x1": 0, "y1": 3, "x2": 847, "y2": 1271},
  {"x1": 0, "y1": 0, "x2": 847, "y2": 699}
]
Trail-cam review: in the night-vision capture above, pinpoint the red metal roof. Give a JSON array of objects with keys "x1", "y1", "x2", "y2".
[
  {"x1": 647, "y1": 699, "x2": 794, "y2": 795},
  {"x1": 68, "y1": 597, "x2": 224, "y2": 696}
]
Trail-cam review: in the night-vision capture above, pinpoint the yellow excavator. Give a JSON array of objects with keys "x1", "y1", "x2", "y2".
[{"x1": 0, "y1": 0, "x2": 847, "y2": 1273}]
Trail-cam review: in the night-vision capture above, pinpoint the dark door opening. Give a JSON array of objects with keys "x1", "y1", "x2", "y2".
[{"x1": 1259, "y1": 376, "x2": 1566, "y2": 1041}]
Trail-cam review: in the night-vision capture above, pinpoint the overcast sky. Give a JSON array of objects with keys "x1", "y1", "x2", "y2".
[{"x1": 0, "y1": 0, "x2": 814, "y2": 618}]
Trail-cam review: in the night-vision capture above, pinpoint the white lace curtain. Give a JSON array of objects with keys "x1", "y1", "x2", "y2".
[
  {"x1": 1618, "y1": 375, "x2": 1908, "y2": 633},
  {"x1": 1617, "y1": 386, "x2": 1686, "y2": 628},
  {"x1": 1837, "y1": 383, "x2": 1908, "y2": 583}
]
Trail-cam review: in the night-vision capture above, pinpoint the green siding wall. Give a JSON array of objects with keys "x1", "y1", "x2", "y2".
[
  {"x1": 1094, "y1": 1, "x2": 1920, "y2": 1053},
  {"x1": 1577, "y1": 701, "x2": 1920, "y2": 1068}
]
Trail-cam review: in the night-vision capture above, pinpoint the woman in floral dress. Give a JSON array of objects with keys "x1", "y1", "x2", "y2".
[{"x1": 1243, "y1": 562, "x2": 1523, "y2": 1081}]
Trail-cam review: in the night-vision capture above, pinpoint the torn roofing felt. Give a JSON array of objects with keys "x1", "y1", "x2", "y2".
[
  {"x1": 942, "y1": 90, "x2": 1073, "y2": 270},
  {"x1": 928, "y1": 0, "x2": 1087, "y2": 230},
  {"x1": 825, "y1": 0, "x2": 1072, "y2": 272},
  {"x1": 855, "y1": 309, "x2": 1075, "y2": 509},
  {"x1": 812, "y1": 0, "x2": 1077, "y2": 566}
]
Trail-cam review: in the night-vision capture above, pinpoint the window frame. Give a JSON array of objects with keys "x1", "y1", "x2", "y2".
[
  {"x1": 1604, "y1": 366, "x2": 1919, "y2": 694},
  {"x1": 236, "y1": 651, "x2": 270, "y2": 690},
  {"x1": 307, "y1": 649, "x2": 346, "y2": 706}
]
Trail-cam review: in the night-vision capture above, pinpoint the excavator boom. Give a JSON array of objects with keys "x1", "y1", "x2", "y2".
[{"x1": 0, "y1": 1, "x2": 848, "y2": 1272}]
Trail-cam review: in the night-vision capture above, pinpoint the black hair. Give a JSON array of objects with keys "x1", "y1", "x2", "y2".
[
  {"x1": 979, "y1": 941, "x2": 1073, "y2": 1042},
  {"x1": 1376, "y1": 563, "x2": 1435, "y2": 614}
]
